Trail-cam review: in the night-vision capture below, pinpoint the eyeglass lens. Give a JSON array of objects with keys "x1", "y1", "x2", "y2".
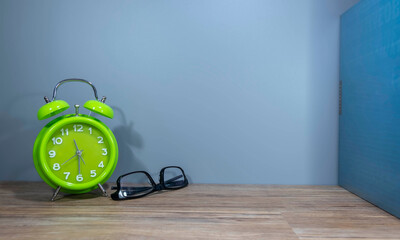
[
  {"x1": 163, "y1": 167, "x2": 186, "y2": 189},
  {"x1": 119, "y1": 172, "x2": 153, "y2": 198}
]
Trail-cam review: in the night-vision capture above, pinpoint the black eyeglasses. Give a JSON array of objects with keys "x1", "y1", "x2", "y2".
[{"x1": 111, "y1": 166, "x2": 188, "y2": 200}]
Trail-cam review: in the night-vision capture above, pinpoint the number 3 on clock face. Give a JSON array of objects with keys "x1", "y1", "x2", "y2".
[{"x1": 34, "y1": 116, "x2": 118, "y2": 194}]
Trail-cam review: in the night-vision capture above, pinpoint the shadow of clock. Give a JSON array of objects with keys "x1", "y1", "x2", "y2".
[
  {"x1": 109, "y1": 106, "x2": 148, "y2": 181},
  {"x1": 55, "y1": 186, "x2": 112, "y2": 202},
  {"x1": 56, "y1": 193, "x2": 101, "y2": 201}
]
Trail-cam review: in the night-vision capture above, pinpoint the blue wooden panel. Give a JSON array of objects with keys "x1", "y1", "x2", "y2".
[{"x1": 339, "y1": 0, "x2": 400, "y2": 218}]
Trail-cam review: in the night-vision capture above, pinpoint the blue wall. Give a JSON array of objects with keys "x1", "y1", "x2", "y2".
[
  {"x1": 0, "y1": 0, "x2": 358, "y2": 184},
  {"x1": 339, "y1": 0, "x2": 400, "y2": 218}
]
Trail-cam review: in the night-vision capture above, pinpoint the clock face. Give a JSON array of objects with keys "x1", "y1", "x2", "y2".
[{"x1": 44, "y1": 122, "x2": 111, "y2": 185}]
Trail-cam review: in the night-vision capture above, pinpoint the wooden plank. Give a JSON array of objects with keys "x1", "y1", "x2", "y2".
[{"x1": 0, "y1": 182, "x2": 399, "y2": 239}]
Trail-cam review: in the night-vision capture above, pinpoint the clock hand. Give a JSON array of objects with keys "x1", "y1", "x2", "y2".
[
  {"x1": 76, "y1": 150, "x2": 85, "y2": 173},
  {"x1": 73, "y1": 139, "x2": 80, "y2": 151},
  {"x1": 78, "y1": 153, "x2": 81, "y2": 174},
  {"x1": 73, "y1": 139, "x2": 84, "y2": 174},
  {"x1": 77, "y1": 150, "x2": 85, "y2": 174},
  {"x1": 79, "y1": 155, "x2": 86, "y2": 165},
  {"x1": 62, "y1": 154, "x2": 77, "y2": 165},
  {"x1": 62, "y1": 149, "x2": 84, "y2": 166}
]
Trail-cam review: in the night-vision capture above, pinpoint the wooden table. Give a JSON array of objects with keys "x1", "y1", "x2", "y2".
[{"x1": 0, "y1": 182, "x2": 399, "y2": 239}]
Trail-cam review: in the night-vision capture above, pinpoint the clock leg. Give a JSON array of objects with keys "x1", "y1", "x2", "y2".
[
  {"x1": 50, "y1": 186, "x2": 61, "y2": 201},
  {"x1": 97, "y1": 183, "x2": 108, "y2": 197}
]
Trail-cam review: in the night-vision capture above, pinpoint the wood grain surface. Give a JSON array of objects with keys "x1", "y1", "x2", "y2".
[{"x1": 0, "y1": 182, "x2": 399, "y2": 239}]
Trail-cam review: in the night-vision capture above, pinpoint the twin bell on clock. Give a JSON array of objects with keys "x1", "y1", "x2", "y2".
[{"x1": 33, "y1": 79, "x2": 118, "y2": 201}]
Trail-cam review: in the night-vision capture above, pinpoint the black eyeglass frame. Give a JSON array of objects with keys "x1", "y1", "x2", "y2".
[{"x1": 111, "y1": 166, "x2": 188, "y2": 200}]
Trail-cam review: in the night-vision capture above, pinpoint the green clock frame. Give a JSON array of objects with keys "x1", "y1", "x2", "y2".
[{"x1": 33, "y1": 114, "x2": 118, "y2": 194}]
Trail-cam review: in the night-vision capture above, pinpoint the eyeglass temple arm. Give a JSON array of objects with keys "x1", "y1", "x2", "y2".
[
  {"x1": 111, "y1": 175, "x2": 184, "y2": 190},
  {"x1": 111, "y1": 186, "x2": 152, "y2": 191}
]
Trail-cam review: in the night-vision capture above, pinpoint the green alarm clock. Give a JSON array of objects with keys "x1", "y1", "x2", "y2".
[{"x1": 33, "y1": 79, "x2": 118, "y2": 201}]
